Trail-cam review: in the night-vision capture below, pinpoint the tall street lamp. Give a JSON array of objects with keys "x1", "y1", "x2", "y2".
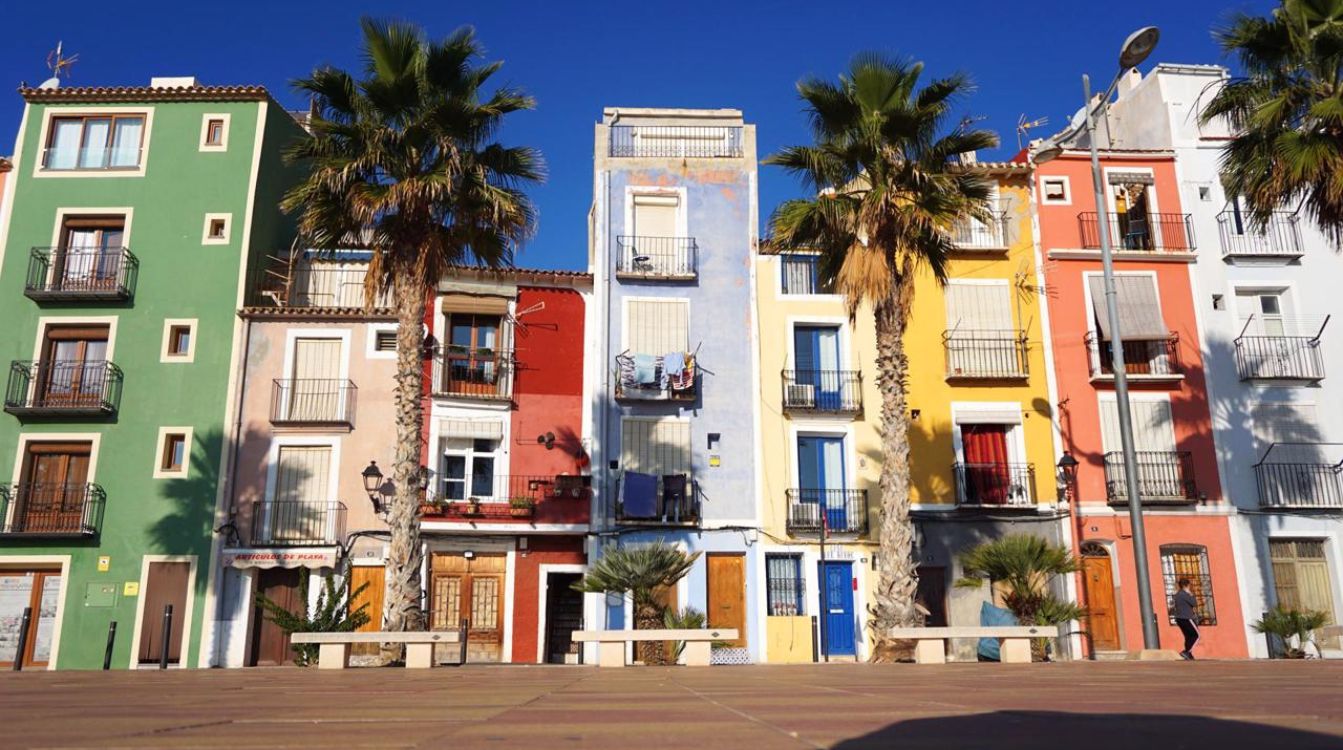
[{"x1": 1035, "y1": 26, "x2": 1163, "y2": 651}]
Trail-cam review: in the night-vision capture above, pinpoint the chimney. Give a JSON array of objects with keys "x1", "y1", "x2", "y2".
[
  {"x1": 960, "y1": 150, "x2": 978, "y2": 165},
  {"x1": 150, "y1": 76, "x2": 197, "y2": 89},
  {"x1": 1116, "y1": 68, "x2": 1142, "y2": 99}
]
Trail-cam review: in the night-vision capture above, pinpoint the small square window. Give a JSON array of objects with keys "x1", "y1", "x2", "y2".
[
  {"x1": 1198, "y1": 186, "x2": 1212, "y2": 201},
  {"x1": 199, "y1": 113, "x2": 229, "y2": 152},
  {"x1": 205, "y1": 119, "x2": 225, "y2": 146},
  {"x1": 202, "y1": 213, "x2": 231, "y2": 245},
  {"x1": 375, "y1": 330, "x2": 396, "y2": 352},
  {"x1": 161, "y1": 319, "x2": 197, "y2": 362},
  {"x1": 1041, "y1": 177, "x2": 1070, "y2": 205},
  {"x1": 209, "y1": 219, "x2": 226, "y2": 239},
  {"x1": 168, "y1": 325, "x2": 192, "y2": 356},
  {"x1": 161, "y1": 434, "x2": 187, "y2": 472},
  {"x1": 1212, "y1": 294, "x2": 1225, "y2": 311}
]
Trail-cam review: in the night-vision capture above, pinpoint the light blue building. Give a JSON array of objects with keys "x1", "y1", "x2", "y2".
[{"x1": 584, "y1": 108, "x2": 764, "y2": 662}]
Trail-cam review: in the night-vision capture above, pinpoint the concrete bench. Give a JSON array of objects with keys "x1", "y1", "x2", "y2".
[
  {"x1": 887, "y1": 626, "x2": 1055, "y2": 664},
  {"x1": 290, "y1": 631, "x2": 461, "y2": 670},
  {"x1": 572, "y1": 628, "x2": 739, "y2": 667}
]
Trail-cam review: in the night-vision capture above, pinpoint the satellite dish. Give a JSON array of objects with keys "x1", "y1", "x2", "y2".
[
  {"x1": 37, "y1": 77, "x2": 61, "y2": 90},
  {"x1": 1068, "y1": 105, "x2": 1088, "y2": 131}
]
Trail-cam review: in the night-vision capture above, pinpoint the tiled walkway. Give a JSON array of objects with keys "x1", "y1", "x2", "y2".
[{"x1": 4, "y1": 661, "x2": 1343, "y2": 749}]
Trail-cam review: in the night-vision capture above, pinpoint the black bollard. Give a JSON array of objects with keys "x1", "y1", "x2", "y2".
[
  {"x1": 103, "y1": 622, "x2": 118, "y2": 670},
  {"x1": 458, "y1": 618, "x2": 469, "y2": 665},
  {"x1": 158, "y1": 604, "x2": 173, "y2": 669},
  {"x1": 811, "y1": 615, "x2": 820, "y2": 663},
  {"x1": 12, "y1": 607, "x2": 31, "y2": 671}
]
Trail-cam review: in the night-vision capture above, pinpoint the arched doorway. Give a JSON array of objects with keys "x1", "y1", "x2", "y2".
[{"x1": 1080, "y1": 542, "x2": 1121, "y2": 652}]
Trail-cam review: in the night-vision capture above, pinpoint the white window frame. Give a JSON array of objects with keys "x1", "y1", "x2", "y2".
[
  {"x1": 159, "y1": 318, "x2": 198, "y2": 363},
  {"x1": 152, "y1": 426, "x2": 193, "y2": 479},
  {"x1": 786, "y1": 422, "x2": 857, "y2": 492},
  {"x1": 366, "y1": 323, "x2": 399, "y2": 360},
  {"x1": 439, "y1": 435, "x2": 506, "y2": 502},
  {"x1": 32, "y1": 106, "x2": 155, "y2": 179},
  {"x1": 784, "y1": 315, "x2": 851, "y2": 371},
  {"x1": 1095, "y1": 391, "x2": 1177, "y2": 455},
  {"x1": 201, "y1": 213, "x2": 232, "y2": 245},
  {"x1": 620, "y1": 296, "x2": 691, "y2": 354},
  {"x1": 623, "y1": 185, "x2": 689, "y2": 239},
  {"x1": 775, "y1": 252, "x2": 841, "y2": 300},
  {"x1": 949, "y1": 402, "x2": 1028, "y2": 466},
  {"x1": 1040, "y1": 175, "x2": 1071, "y2": 206},
  {"x1": 198, "y1": 113, "x2": 230, "y2": 152},
  {"x1": 261, "y1": 437, "x2": 342, "y2": 542}
]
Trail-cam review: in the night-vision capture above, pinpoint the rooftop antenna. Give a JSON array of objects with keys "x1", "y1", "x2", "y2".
[
  {"x1": 39, "y1": 42, "x2": 78, "y2": 89},
  {"x1": 1016, "y1": 114, "x2": 1049, "y2": 151}
]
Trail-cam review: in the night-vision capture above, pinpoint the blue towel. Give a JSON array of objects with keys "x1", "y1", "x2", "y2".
[
  {"x1": 978, "y1": 601, "x2": 1018, "y2": 662},
  {"x1": 661, "y1": 351, "x2": 685, "y2": 388},
  {"x1": 622, "y1": 472, "x2": 659, "y2": 518},
  {"x1": 633, "y1": 354, "x2": 657, "y2": 385}
]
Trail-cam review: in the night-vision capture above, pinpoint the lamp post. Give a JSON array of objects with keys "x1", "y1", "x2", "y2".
[
  {"x1": 1056, "y1": 452, "x2": 1080, "y2": 504},
  {"x1": 362, "y1": 461, "x2": 387, "y2": 516},
  {"x1": 1035, "y1": 26, "x2": 1163, "y2": 651}
]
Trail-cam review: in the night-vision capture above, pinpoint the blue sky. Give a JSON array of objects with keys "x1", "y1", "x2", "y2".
[{"x1": 1, "y1": 0, "x2": 1275, "y2": 271}]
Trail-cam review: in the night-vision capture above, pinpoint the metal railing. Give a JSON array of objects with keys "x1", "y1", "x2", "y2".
[
  {"x1": 0, "y1": 482, "x2": 105, "y2": 537},
  {"x1": 250, "y1": 501, "x2": 347, "y2": 546},
  {"x1": 944, "y1": 331, "x2": 1029, "y2": 379},
  {"x1": 287, "y1": 265, "x2": 391, "y2": 308},
  {"x1": 1235, "y1": 336, "x2": 1325, "y2": 381},
  {"x1": 779, "y1": 254, "x2": 832, "y2": 295},
  {"x1": 433, "y1": 349, "x2": 514, "y2": 400},
  {"x1": 615, "y1": 236, "x2": 698, "y2": 278},
  {"x1": 425, "y1": 475, "x2": 592, "y2": 519},
  {"x1": 953, "y1": 463, "x2": 1037, "y2": 507},
  {"x1": 1254, "y1": 444, "x2": 1343, "y2": 510},
  {"x1": 609, "y1": 126, "x2": 743, "y2": 158},
  {"x1": 5, "y1": 360, "x2": 122, "y2": 416},
  {"x1": 785, "y1": 488, "x2": 868, "y2": 534},
  {"x1": 41, "y1": 146, "x2": 143, "y2": 171},
  {"x1": 25, "y1": 246, "x2": 138, "y2": 301},
  {"x1": 1217, "y1": 211, "x2": 1303, "y2": 257},
  {"x1": 781, "y1": 370, "x2": 863, "y2": 412},
  {"x1": 1085, "y1": 332, "x2": 1182, "y2": 378},
  {"x1": 270, "y1": 379, "x2": 357, "y2": 425},
  {"x1": 1079, "y1": 212, "x2": 1196, "y2": 252},
  {"x1": 951, "y1": 211, "x2": 1010, "y2": 249},
  {"x1": 1104, "y1": 451, "x2": 1197, "y2": 504},
  {"x1": 614, "y1": 474, "x2": 699, "y2": 525}
]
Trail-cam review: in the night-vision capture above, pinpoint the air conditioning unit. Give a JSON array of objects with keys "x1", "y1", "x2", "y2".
[{"x1": 786, "y1": 383, "x2": 815, "y2": 406}]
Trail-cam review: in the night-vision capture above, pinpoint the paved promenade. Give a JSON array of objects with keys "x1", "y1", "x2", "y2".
[{"x1": 4, "y1": 661, "x2": 1343, "y2": 749}]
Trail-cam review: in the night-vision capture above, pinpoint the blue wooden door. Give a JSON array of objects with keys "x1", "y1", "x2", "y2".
[
  {"x1": 794, "y1": 326, "x2": 841, "y2": 409},
  {"x1": 820, "y1": 561, "x2": 856, "y2": 656},
  {"x1": 797, "y1": 435, "x2": 847, "y2": 530}
]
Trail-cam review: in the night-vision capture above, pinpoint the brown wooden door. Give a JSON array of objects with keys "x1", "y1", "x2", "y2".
[
  {"x1": 915, "y1": 566, "x2": 948, "y2": 627},
  {"x1": 249, "y1": 568, "x2": 302, "y2": 666},
  {"x1": 138, "y1": 562, "x2": 190, "y2": 665},
  {"x1": 40, "y1": 326, "x2": 109, "y2": 408},
  {"x1": 1082, "y1": 552, "x2": 1120, "y2": 651},
  {"x1": 0, "y1": 570, "x2": 62, "y2": 668},
  {"x1": 349, "y1": 566, "x2": 385, "y2": 657},
  {"x1": 707, "y1": 554, "x2": 746, "y2": 648},
  {"x1": 20, "y1": 443, "x2": 90, "y2": 534},
  {"x1": 430, "y1": 552, "x2": 505, "y2": 662}
]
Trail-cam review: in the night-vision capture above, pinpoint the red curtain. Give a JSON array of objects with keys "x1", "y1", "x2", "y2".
[{"x1": 963, "y1": 425, "x2": 1010, "y2": 505}]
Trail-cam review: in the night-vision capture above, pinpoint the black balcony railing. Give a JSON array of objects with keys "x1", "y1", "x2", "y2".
[
  {"x1": 1235, "y1": 336, "x2": 1325, "y2": 381},
  {"x1": 432, "y1": 474, "x2": 592, "y2": 504},
  {"x1": 1255, "y1": 444, "x2": 1343, "y2": 510},
  {"x1": 433, "y1": 348, "x2": 514, "y2": 400},
  {"x1": 0, "y1": 482, "x2": 104, "y2": 537},
  {"x1": 1085, "y1": 332, "x2": 1182, "y2": 378},
  {"x1": 779, "y1": 254, "x2": 833, "y2": 295},
  {"x1": 1104, "y1": 451, "x2": 1198, "y2": 505},
  {"x1": 1217, "y1": 211, "x2": 1303, "y2": 258},
  {"x1": 615, "y1": 236, "x2": 698, "y2": 279},
  {"x1": 951, "y1": 211, "x2": 1010, "y2": 250},
  {"x1": 1079, "y1": 212, "x2": 1196, "y2": 252},
  {"x1": 781, "y1": 370, "x2": 862, "y2": 412},
  {"x1": 609, "y1": 126, "x2": 743, "y2": 158},
  {"x1": 953, "y1": 463, "x2": 1037, "y2": 507},
  {"x1": 250, "y1": 501, "x2": 347, "y2": 546},
  {"x1": 786, "y1": 489, "x2": 868, "y2": 534},
  {"x1": 25, "y1": 246, "x2": 138, "y2": 302},
  {"x1": 270, "y1": 379, "x2": 357, "y2": 425},
  {"x1": 5, "y1": 360, "x2": 122, "y2": 416},
  {"x1": 944, "y1": 331, "x2": 1029, "y2": 379},
  {"x1": 614, "y1": 473, "x2": 698, "y2": 525}
]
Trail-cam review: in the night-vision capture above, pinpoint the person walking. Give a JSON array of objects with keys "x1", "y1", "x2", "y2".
[{"x1": 1173, "y1": 578, "x2": 1200, "y2": 660}]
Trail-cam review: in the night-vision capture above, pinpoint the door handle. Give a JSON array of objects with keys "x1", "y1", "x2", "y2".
[{"x1": 829, "y1": 609, "x2": 844, "y2": 614}]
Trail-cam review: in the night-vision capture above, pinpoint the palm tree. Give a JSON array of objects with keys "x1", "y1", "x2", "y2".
[
  {"x1": 283, "y1": 19, "x2": 543, "y2": 647},
  {"x1": 1202, "y1": 0, "x2": 1343, "y2": 246},
  {"x1": 956, "y1": 534, "x2": 1084, "y2": 661},
  {"x1": 765, "y1": 54, "x2": 998, "y2": 659},
  {"x1": 1252, "y1": 607, "x2": 1331, "y2": 658},
  {"x1": 573, "y1": 541, "x2": 699, "y2": 664}
]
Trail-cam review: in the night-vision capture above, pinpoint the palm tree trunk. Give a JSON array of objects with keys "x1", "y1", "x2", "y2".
[
  {"x1": 870, "y1": 278, "x2": 924, "y2": 661},
  {"x1": 634, "y1": 603, "x2": 666, "y2": 665},
  {"x1": 381, "y1": 270, "x2": 428, "y2": 660}
]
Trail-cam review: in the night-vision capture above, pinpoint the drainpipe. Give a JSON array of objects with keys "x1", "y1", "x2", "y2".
[{"x1": 212, "y1": 312, "x2": 252, "y2": 667}]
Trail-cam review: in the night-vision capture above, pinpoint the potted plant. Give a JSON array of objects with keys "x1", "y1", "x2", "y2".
[
  {"x1": 464, "y1": 497, "x2": 483, "y2": 516},
  {"x1": 509, "y1": 496, "x2": 535, "y2": 517},
  {"x1": 1253, "y1": 607, "x2": 1330, "y2": 659}
]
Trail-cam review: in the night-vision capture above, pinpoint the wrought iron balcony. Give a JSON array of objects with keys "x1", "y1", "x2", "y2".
[
  {"x1": 1255, "y1": 444, "x2": 1343, "y2": 510},
  {"x1": 953, "y1": 463, "x2": 1037, "y2": 507},
  {"x1": 951, "y1": 211, "x2": 1010, "y2": 250},
  {"x1": 609, "y1": 125, "x2": 743, "y2": 158},
  {"x1": 24, "y1": 246, "x2": 138, "y2": 302},
  {"x1": 614, "y1": 473, "x2": 698, "y2": 526},
  {"x1": 615, "y1": 236, "x2": 698, "y2": 279},
  {"x1": 944, "y1": 331, "x2": 1029, "y2": 380},
  {"x1": 1085, "y1": 332, "x2": 1182, "y2": 380},
  {"x1": 1217, "y1": 211, "x2": 1303, "y2": 258},
  {"x1": 0, "y1": 482, "x2": 104, "y2": 537},
  {"x1": 779, "y1": 253, "x2": 834, "y2": 295},
  {"x1": 781, "y1": 370, "x2": 862, "y2": 413},
  {"x1": 785, "y1": 488, "x2": 868, "y2": 535},
  {"x1": 1234, "y1": 317, "x2": 1328, "y2": 382},
  {"x1": 250, "y1": 501, "x2": 347, "y2": 546},
  {"x1": 423, "y1": 474, "x2": 592, "y2": 522},
  {"x1": 433, "y1": 348, "x2": 514, "y2": 400},
  {"x1": 5, "y1": 360, "x2": 122, "y2": 417},
  {"x1": 1079, "y1": 212, "x2": 1196, "y2": 253},
  {"x1": 270, "y1": 379, "x2": 357, "y2": 426},
  {"x1": 1104, "y1": 451, "x2": 1198, "y2": 505}
]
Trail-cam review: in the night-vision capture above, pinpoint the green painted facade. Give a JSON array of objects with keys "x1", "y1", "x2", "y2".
[{"x1": 0, "y1": 88, "x2": 305, "y2": 669}]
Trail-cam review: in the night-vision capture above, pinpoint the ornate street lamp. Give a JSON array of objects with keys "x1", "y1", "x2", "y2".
[
  {"x1": 362, "y1": 461, "x2": 386, "y2": 516},
  {"x1": 1056, "y1": 452, "x2": 1080, "y2": 503}
]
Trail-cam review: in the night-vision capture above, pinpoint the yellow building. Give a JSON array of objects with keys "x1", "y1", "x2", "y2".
[{"x1": 755, "y1": 161, "x2": 1068, "y2": 662}]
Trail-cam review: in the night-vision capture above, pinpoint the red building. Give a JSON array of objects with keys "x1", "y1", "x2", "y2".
[
  {"x1": 420, "y1": 268, "x2": 592, "y2": 664},
  {"x1": 1033, "y1": 148, "x2": 1247, "y2": 658}
]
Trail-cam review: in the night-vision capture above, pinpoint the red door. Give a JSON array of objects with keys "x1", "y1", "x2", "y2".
[{"x1": 962, "y1": 425, "x2": 1011, "y2": 505}]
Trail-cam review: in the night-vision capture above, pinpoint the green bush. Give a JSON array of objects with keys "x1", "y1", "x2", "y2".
[{"x1": 255, "y1": 571, "x2": 371, "y2": 666}]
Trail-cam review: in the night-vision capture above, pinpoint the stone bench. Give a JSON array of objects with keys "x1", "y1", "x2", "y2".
[
  {"x1": 572, "y1": 628, "x2": 739, "y2": 667},
  {"x1": 290, "y1": 631, "x2": 461, "y2": 670},
  {"x1": 887, "y1": 626, "x2": 1055, "y2": 664}
]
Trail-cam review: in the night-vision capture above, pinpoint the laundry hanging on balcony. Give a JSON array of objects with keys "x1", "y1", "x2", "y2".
[{"x1": 616, "y1": 349, "x2": 697, "y2": 396}]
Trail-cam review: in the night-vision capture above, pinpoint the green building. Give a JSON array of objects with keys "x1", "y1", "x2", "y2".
[{"x1": 0, "y1": 77, "x2": 305, "y2": 669}]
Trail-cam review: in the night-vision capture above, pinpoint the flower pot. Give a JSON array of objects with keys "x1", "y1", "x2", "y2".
[{"x1": 509, "y1": 507, "x2": 534, "y2": 518}]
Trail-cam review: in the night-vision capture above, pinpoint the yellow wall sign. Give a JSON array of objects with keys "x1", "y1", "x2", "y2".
[
  {"x1": 123, "y1": 581, "x2": 140, "y2": 597},
  {"x1": 97, "y1": 556, "x2": 110, "y2": 572}
]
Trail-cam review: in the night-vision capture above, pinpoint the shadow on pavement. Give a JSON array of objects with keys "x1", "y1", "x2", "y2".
[{"x1": 833, "y1": 710, "x2": 1341, "y2": 750}]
